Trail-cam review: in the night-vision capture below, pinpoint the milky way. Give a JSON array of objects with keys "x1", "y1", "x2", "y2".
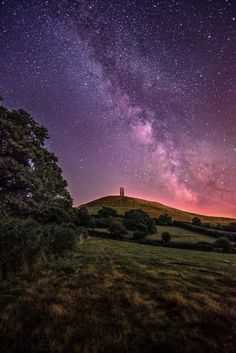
[{"x1": 0, "y1": 0, "x2": 236, "y2": 217}]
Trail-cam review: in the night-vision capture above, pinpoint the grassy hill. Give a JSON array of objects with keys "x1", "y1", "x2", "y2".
[
  {"x1": 81, "y1": 195, "x2": 235, "y2": 225},
  {"x1": 147, "y1": 225, "x2": 217, "y2": 243},
  {"x1": 1, "y1": 237, "x2": 235, "y2": 353}
]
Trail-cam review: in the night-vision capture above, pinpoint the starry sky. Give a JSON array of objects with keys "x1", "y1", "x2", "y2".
[{"x1": 1, "y1": 0, "x2": 236, "y2": 217}]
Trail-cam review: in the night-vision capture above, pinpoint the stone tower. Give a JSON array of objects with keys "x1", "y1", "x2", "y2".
[{"x1": 120, "y1": 186, "x2": 124, "y2": 197}]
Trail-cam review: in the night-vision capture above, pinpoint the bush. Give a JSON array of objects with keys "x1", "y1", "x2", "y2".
[
  {"x1": 109, "y1": 219, "x2": 128, "y2": 239},
  {"x1": 95, "y1": 216, "x2": 114, "y2": 228},
  {"x1": 88, "y1": 228, "x2": 110, "y2": 237},
  {"x1": 173, "y1": 220, "x2": 236, "y2": 241},
  {"x1": 88, "y1": 216, "x2": 96, "y2": 228},
  {"x1": 124, "y1": 209, "x2": 156, "y2": 234},
  {"x1": 43, "y1": 223, "x2": 76, "y2": 256},
  {"x1": 77, "y1": 226, "x2": 89, "y2": 236},
  {"x1": 161, "y1": 231, "x2": 171, "y2": 243},
  {"x1": 97, "y1": 207, "x2": 118, "y2": 218},
  {"x1": 199, "y1": 221, "x2": 236, "y2": 233},
  {"x1": 36, "y1": 206, "x2": 72, "y2": 224},
  {"x1": 192, "y1": 217, "x2": 202, "y2": 226},
  {"x1": 156, "y1": 214, "x2": 172, "y2": 226},
  {"x1": 133, "y1": 230, "x2": 147, "y2": 240},
  {"x1": 215, "y1": 237, "x2": 232, "y2": 252},
  {"x1": 0, "y1": 218, "x2": 42, "y2": 279},
  {"x1": 137, "y1": 223, "x2": 148, "y2": 235},
  {"x1": 0, "y1": 218, "x2": 77, "y2": 279},
  {"x1": 224, "y1": 222, "x2": 236, "y2": 232},
  {"x1": 73, "y1": 207, "x2": 90, "y2": 227}
]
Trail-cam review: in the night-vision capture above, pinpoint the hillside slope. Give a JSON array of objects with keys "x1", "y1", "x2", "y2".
[{"x1": 81, "y1": 195, "x2": 235, "y2": 225}]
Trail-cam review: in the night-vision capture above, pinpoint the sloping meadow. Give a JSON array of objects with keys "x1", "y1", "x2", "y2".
[{"x1": 0, "y1": 236, "x2": 235, "y2": 353}]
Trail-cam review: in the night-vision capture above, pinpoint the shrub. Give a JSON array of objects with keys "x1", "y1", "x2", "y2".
[
  {"x1": 133, "y1": 230, "x2": 147, "y2": 240},
  {"x1": 43, "y1": 223, "x2": 77, "y2": 256},
  {"x1": 95, "y1": 216, "x2": 114, "y2": 228},
  {"x1": 215, "y1": 237, "x2": 232, "y2": 252},
  {"x1": 173, "y1": 220, "x2": 236, "y2": 241},
  {"x1": 161, "y1": 231, "x2": 171, "y2": 243},
  {"x1": 77, "y1": 227, "x2": 89, "y2": 236},
  {"x1": 192, "y1": 217, "x2": 201, "y2": 226},
  {"x1": 73, "y1": 207, "x2": 90, "y2": 227},
  {"x1": 88, "y1": 216, "x2": 96, "y2": 228},
  {"x1": 224, "y1": 222, "x2": 236, "y2": 232},
  {"x1": 124, "y1": 209, "x2": 156, "y2": 234},
  {"x1": 36, "y1": 206, "x2": 72, "y2": 224},
  {"x1": 109, "y1": 219, "x2": 128, "y2": 239},
  {"x1": 156, "y1": 214, "x2": 172, "y2": 226},
  {"x1": 0, "y1": 218, "x2": 41, "y2": 279},
  {"x1": 0, "y1": 218, "x2": 77, "y2": 279},
  {"x1": 88, "y1": 228, "x2": 110, "y2": 237},
  {"x1": 137, "y1": 223, "x2": 148, "y2": 235},
  {"x1": 97, "y1": 207, "x2": 118, "y2": 218}
]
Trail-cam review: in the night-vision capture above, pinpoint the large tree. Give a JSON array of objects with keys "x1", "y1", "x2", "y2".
[{"x1": 0, "y1": 100, "x2": 72, "y2": 219}]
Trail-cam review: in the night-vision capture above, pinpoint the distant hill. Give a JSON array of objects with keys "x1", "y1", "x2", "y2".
[{"x1": 81, "y1": 195, "x2": 235, "y2": 225}]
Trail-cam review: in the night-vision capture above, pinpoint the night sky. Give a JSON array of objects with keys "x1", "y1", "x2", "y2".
[{"x1": 1, "y1": 0, "x2": 236, "y2": 217}]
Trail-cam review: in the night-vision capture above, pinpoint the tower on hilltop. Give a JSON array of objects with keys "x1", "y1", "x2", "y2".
[{"x1": 120, "y1": 186, "x2": 124, "y2": 197}]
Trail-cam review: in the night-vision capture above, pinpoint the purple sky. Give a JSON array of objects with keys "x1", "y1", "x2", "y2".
[{"x1": 1, "y1": 0, "x2": 236, "y2": 217}]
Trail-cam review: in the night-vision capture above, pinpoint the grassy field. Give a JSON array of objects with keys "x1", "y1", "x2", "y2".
[
  {"x1": 147, "y1": 226, "x2": 217, "y2": 243},
  {"x1": 0, "y1": 236, "x2": 235, "y2": 353},
  {"x1": 82, "y1": 195, "x2": 236, "y2": 225}
]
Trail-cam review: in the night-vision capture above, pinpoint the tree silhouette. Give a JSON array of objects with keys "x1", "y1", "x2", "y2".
[
  {"x1": 192, "y1": 217, "x2": 201, "y2": 226},
  {"x1": 0, "y1": 103, "x2": 72, "y2": 219},
  {"x1": 161, "y1": 231, "x2": 171, "y2": 243}
]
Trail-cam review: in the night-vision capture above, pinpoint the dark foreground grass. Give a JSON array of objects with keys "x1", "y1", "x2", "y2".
[{"x1": 0, "y1": 237, "x2": 236, "y2": 353}]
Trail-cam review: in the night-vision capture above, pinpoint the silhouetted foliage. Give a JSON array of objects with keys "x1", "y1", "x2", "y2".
[
  {"x1": 215, "y1": 237, "x2": 232, "y2": 252},
  {"x1": 0, "y1": 218, "x2": 77, "y2": 279},
  {"x1": 173, "y1": 220, "x2": 236, "y2": 242},
  {"x1": 124, "y1": 209, "x2": 156, "y2": 234},
  {"x1": 38, "y1": 205, "x2": 73, "y2": 224},
  {"x1": 137, "y1": 238, "x2": 214, "y2": 251},
  {"x1": 44, "y1": 223, "x2": 77, "y2": 256},
  {"x1": 133, "y1": 230, "x2": 147, "y2": 240},
  {"x1": 161, "y1": 231, "x2": 171, "y2": 243},
  {"x1": 184, "y1": 220, "x2": 236, "y2": 234},
  {"x1": 109, "y1": 219, "x2": 128, "y2": 239},
  {"x1": 95, "y1": 216, "x2": 114, "y2": 228},
  {"x1": 137, "y1": 223, "x2": 149, "y2": 235},
  {"x1": 88, "y1": 216, "x2": 96, "y2": 228},
  {"x1": 73, "y1": 207, "x2": 90, "y2": 226},
  {"x1": 156, "y1": 214, "x2": 172, "y2": 225},
  {"x1": 224, "y1": 222, "x2": 236, "y2": 232},
  {"x1": 97, "y1": 207, "x2": 118, "y2": 218},
  {"x1": 0, "y1": 103, "x2": 72, "y2": 219},
  {"x1": 192, "y1": 217, "x2": 202, "y2": 226}
]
